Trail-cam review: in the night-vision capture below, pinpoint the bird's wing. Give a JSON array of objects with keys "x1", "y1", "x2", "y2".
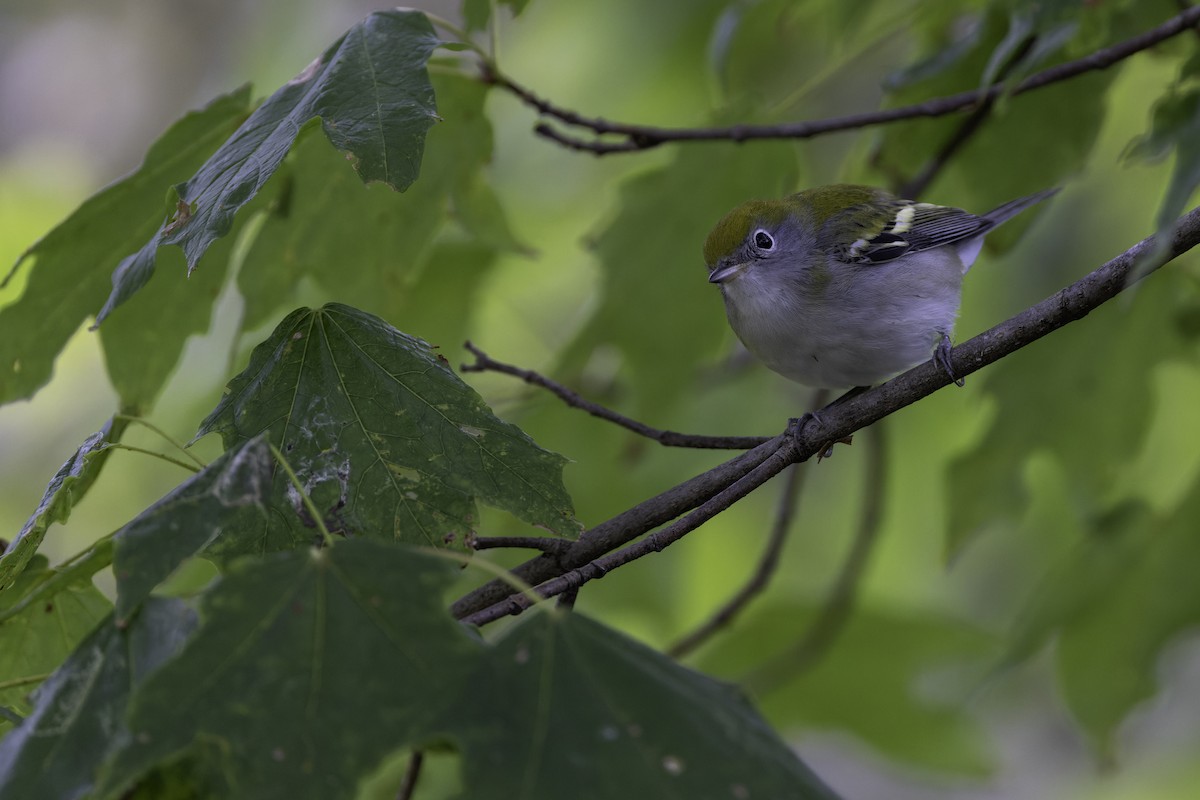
[{"x1": 842, "y1": 202, "x2": 989, "y2": 264}]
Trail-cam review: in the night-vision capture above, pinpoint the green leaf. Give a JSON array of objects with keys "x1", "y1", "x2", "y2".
[
  {"x1": 1002, "y1": 487, "x2": 1200, "y2": 756},
  {"x1": 884, "y1": 6, "x2": 985, "y2": 91},
  {"x1": 0, "y1": 541, "x2": 114, "y2": 628},
  {"x1": 872, "y1": 5, "x2": 1107, "y2": 214},
  {"x1": 999, "y1": 502, "x2": 1153, "y2": 671},
  {"x1": 945, "y1": 276, "x2": 1190, "y2": 555},
  {"x1": 97, "y1": 541, "x2": 479, "y2": 800},
  {"x1": 98, "y1": 207, "x2": 241, "y2": 413},
  {"x1": 1125, "y1": 52, "x2": 1200, "y2": 234},
  {"x1": 0, "y1": 598, "x2": 196, "y2": 800},
  {"x1": 112, "y1": 437, "x2": 275, "y2": 623},
  {"x1": 979, "y1": 3, "x2": 1080, "y2": 90},
  {"x1": 451, "y1": 172, "x2": 533, "y2": 256},
  {"x1": 197, "y1": 304, "x2": 577, "y2": 547},
  {"x1": 700, "y1": 603, "x2": 996, "y2": 775},
  {"x1": 237, "y1": 74, "x2": 503, "y2": 331},
  {"x1": 463, "y1": 0, "x2": 533, "y2": 32},
  {"x1": 0, "y1": 556, "x2": 111, "y2": 737},
  {"x1": 451, "y1": 612, "x2": 842, "y2": 799},
  {"x1": 96, "y1": 10, "x2": 442, "y2": 324},
  {"x1": 0, "y1": 89, "x2": 251, "y2": 405},
  {"x1": 714, "y1": 0, "x2": 904, "y2": 108},
  {"x1": 389, "y1": 240, "x2": 499, "y2": 351},
  {"x1": 0, "y1": 416, "x2": 127, "y2": 591}
]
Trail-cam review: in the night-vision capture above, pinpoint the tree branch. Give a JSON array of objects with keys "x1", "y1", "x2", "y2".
[
  {"x1": 450, "y1": 433, "x2": 789, "y2": 619},
  {"x1": 463, "y1": 433, "x2": 803, "y2": 626},
  {"x1": 451, "y1": 204, "x2": 1200, "y2": 626},
  {"x1": 1177, "y1": 0, "x2": 1200, "y2": 40},
  {"x1": 461, "y1": 341, "x2": 769, "y2": 450},
  {"x1": 470, "y1": 534, "x2": 570, "y2": 554},
  {"x1": 483, "y1": 7, "x2": 1200, "y2": 155},
  {"x1": 667, "y1": 461, "x2": 808, "y2": 659}
]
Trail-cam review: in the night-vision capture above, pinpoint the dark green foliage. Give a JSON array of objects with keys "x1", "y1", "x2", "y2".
[{"x1": 2, "y1": 2, "x2": 1200, "y2": 797}]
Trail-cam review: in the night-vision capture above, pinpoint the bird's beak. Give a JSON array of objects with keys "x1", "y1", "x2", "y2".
[{"x1": 708, "y1": 262, "x2": 746, "y2": 284}]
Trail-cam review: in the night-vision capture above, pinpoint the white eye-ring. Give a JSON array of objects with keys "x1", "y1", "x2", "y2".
[{"x1": 753, "y1": 229, "x2": 774, "y2": 251}]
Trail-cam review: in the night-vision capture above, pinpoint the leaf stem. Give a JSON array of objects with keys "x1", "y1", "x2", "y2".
[
  {"x1": 0, "y1": 539, "x2": 115, "y2": 625},
  {"x1": 268, "y1": 443, "x2": 336, "y2": 548},
  {"x1": 99, "y1": 443, "x2": 201, "y2": 474},
  {"x1": 424, "y1": 12, "x2": 489, "y2": 60},
  {"x1": 488, "y1": 0, "x2": 500, "y2": 62},
  {"x1": 114, "y1": 414, "x2": 207, "y2": 468},
  {"x1": 0, "y1": 673, "x2": 51, "y2": 692},
  {"x1": 418, "y1": 546, "x2": 551, "y2": 618}
]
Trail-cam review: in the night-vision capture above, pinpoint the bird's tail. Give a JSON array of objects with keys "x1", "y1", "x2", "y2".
[{"x1": 982, "y1": 187, "x2": 1060, "y2": 229}]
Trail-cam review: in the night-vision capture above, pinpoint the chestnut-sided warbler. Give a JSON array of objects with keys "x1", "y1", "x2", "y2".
[{"x1": 705, "y1": 184, "x2": 1057, "y2": 389}]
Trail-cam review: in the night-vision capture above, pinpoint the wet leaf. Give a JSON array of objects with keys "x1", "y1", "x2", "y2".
[
  {"x1": 96, "y1": 10, "x2": 442, "y2": 323},
  {"x1": 197, "y1": 304, "x2": 577, "y2": 547},
  {"x1": 0, "y1": 417, "x2": 127, "y2": 591},
  {"x1": 0, "y1": 599, "x2": 196, "y2": 799}
]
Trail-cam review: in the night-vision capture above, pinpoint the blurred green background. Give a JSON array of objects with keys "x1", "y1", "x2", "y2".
[{"x1": 2, "y1": 1, "x2": 1200, "y2": 798}]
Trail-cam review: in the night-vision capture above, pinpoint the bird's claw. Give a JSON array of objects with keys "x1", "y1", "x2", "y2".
[
  {"x1": 935, "y1": 334, "x2": 966, "y2": 387},
  {"x1": 787, "y1": 411, "x2": 852, "y2": 461}
]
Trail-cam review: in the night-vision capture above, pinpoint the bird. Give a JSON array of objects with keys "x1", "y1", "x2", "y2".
[{"x1": 705, "y1": 184, "x2": 1058, "y2": 390}]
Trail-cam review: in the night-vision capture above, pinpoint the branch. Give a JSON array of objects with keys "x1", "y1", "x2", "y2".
[
  {"x1": 396, "y1": 751, "x2": 423, "y2": 800},
  {"x1": 463, "y1": 433, "x2": 802, "y2": 626},
  {"x1": 461, "y1": 341, "x2": 769, "y2": 450},
  {"x1": 470, "y1": 534, "x2": 569, "y2": 554},
  {"x1": 450, "y1": 204, "x2": 1200, "y2": 626},
  {"x1": 748, "y1": 424, "x2": 889, "y2": 690},
  {"x1": 450, "y1": 433, "x2": 789, "y2": 619},
  {"x1": 667, "y1": 461, "x2": 808, "y2": 659},
  {"x1": 484, "y1": 7, "x2": 1200, "y2": 154},
  {"x1": 1177, "y1": 0, "x2": 1200, "y2": 40}
]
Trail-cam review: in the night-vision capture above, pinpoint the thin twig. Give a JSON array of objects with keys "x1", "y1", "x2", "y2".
[
  {"x1": 667, "y1": 461, "x2": 808, "y2": 659},
  {"x1": 531, "y1": 123, "x2": 642, "y2": 154},
  {"x1": 484, "y1": 7, "x2": 1200, "y2": 155},
  {"x1": 463, "y1": 435, "x2": 804, "y2": 626},
  {"x1": 895, "y1": 101, "x2": 995, "y2": 199},
  {"x1": 747, "y1": 423, "x2": 889, "y2": 691},
  {"x1": 897, "y1": 34, "x2": 1037, "y2": 199},
  {"x1": 451, "y1": 433, "x2": 787, "y2": 620},
  {"x1": 461, "y1": 341, "x2": 770, "y2": 450},
  {"x1": 451, "y1": 204, "x2": 1200, "y2": 626},
  {"x1": 396, "y1": 751, "x2": 424, "y2": 800},
  {"x1": 1176, "y1": 0, "x2": 1200, "y2": 40},
  {"x1": 557, "y1": 586, "x2": 580, "y2": 610},
  {"x1": 470, "y1": 535, "x2": 569, "y2": 554}
]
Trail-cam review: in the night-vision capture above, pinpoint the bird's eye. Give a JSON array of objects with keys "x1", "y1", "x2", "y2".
[{"x1": 753, "y1": 230, "x2": 774, "y2": 250}]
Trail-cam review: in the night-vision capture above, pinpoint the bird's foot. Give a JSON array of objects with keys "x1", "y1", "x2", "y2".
[
  {"x1": 787, "y1": 398, "x2": 856, "y2": 461},
  {"x1": 935, "y1": 334, "x2": 966, "y2": 387}
]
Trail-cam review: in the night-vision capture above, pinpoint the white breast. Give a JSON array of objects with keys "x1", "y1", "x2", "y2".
[{"x1": 719, "y1": 249, "x2": 966, "y2": 388}]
